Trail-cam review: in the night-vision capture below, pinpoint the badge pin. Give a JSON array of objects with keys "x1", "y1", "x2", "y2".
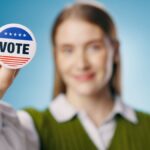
[{"x1": 0, "y1": 24, "x2": 36, "y2": 69}]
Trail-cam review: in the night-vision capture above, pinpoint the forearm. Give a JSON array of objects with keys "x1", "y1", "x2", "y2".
[
  {"x1": 0, "y1": 89, "x2": 6, "y2": 99},
  {"x1": 0, "y1": 67, "x2": 18, "y2": 99},
  {"x1": 0, "y1": 81, "x2": 11, "y2": 99},
  {"x1": 0, "y1": 88, "x2": 7, "y2": 99}
]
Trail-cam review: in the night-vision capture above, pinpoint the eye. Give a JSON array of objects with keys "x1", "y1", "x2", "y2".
[
  {"x1": 87, "y1": 43, "x2": 103, "y2": 52},
  {"x1": 62, "y1": 47, "x2": 74, "y2": 54}
]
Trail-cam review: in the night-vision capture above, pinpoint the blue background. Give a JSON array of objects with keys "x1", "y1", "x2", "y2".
[{"x1": 0, "y1": 0, "x2": 150, "y2": 113}]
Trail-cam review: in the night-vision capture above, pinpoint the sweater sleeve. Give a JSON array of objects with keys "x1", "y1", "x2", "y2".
[
  {"x1": 0, "y1": 101, "x2": 39, "y2": 150},
  {"x1": 17, "y1": 110, "x2": 40, "y2": 150}
]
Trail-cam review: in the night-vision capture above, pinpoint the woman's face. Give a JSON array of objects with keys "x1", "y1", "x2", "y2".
[{"x1": 55, "y1": 19, "x2": 115, "y2": 96}]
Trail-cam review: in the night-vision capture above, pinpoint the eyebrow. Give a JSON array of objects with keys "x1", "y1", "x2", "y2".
[
  {"x1": 57, "y1": 38, "x2": 104, "y2": 48},
  {"x1": 85, "y1": 38, "x2": 104, "y2": 45}
]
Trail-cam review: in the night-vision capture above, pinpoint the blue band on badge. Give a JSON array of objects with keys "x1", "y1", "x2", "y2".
[{"x1": 0, "y1": 27, "x2": 33, "y2": 41}]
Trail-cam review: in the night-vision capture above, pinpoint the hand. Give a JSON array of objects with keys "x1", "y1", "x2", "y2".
[{"x1": 0, "y1": 64, "x2": 19, "y2": 99}]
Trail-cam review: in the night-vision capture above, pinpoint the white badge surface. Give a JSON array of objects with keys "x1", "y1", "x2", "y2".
[{"x1": 0, "y1": 24, "x2": 36, "y2": 69}]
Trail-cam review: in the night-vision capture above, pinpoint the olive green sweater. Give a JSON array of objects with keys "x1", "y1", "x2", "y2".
[{"x1": 25, "y1": 108, "x2": 150, "y2": 150}]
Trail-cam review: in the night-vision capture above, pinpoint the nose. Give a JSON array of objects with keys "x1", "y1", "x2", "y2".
[{"x1": 75, "y1": 50, "x2": 90, "y2": 71}]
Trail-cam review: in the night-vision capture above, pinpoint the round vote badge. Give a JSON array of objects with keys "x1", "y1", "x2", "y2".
[{"x1": 0, "y1": 24, "x2": 36, "y2": 69}]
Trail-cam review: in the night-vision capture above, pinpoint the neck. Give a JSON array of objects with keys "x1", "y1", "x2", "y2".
[{"x1": 66, "y1": 86, "x2": 115, "y2": 127}]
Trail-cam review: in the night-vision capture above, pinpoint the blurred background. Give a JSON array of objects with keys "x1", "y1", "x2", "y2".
[{"x1": 0, "y1": 0, "x2": 150, "y2": 113}]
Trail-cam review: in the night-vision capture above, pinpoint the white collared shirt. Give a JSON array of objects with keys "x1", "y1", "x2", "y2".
[
  {"x1": 49, "y1": 94, "x2": 138, "y2": 150},
  {"x1": 0, "y1": 94, "x2": 137, "y2": 150}
]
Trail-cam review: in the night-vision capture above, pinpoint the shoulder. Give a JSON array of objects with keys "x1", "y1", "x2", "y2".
[
  {"x1": 21, "y1": 108, "x2": 43, "y2": 129},
  {"x1": 22, "y1": 107, "x2": 59, "y2": 143},
  {"x1": 135, "y1": 110, "x2": 150, "y2": 124},
  {"x1": 135, "y1": 110, "x2": 150, "y2": 125},
  {"x1": 23, "y1": 107, "x2": 52, "y2": 121},
  {"x1": 23, "y1": 108, "x2": 43, "y2": 120},
  {"x1": 22, "y1": 107, "x2": 56, "y2": 129},
  {"x1": 17, "y1": 109, "x2": 39, "y2": 134}
]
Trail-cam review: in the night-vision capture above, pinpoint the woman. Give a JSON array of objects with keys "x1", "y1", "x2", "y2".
[
  {"x1": 0, "y1": 1, "x2": 150, "y2": 150},
  {"x1": 23, "y1": 2, "x2": 150, "y2": 150}
]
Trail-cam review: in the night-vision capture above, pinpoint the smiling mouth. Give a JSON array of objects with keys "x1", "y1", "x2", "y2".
[{"x1": 73, "y1": 73, "x2": 95, "y2": 82}]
